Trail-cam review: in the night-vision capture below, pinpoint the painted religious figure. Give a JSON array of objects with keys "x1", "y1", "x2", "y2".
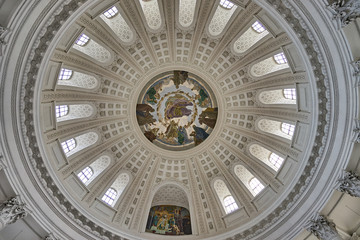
[
  {"x1": 145, "y1": 205, "x2": 192, "y2": 235},
  {"x1": 136, "y1": 71, "x2": 218, "y2": 150}
]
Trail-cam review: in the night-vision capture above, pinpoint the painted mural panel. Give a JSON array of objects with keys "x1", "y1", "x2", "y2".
[
  {"x1": 136, "y1": 71, "x2": 218, "y2": 151},
  {"x1": 145, "y1": 205, "x2": 192, "y2": 235}
]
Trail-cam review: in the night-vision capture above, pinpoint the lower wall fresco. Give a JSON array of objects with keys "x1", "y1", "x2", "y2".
[{"x1": 145, "y1": 205, "x2": 192, "y2": 235}]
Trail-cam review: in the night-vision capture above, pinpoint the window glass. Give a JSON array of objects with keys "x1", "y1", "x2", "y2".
[
  {"x1": 274, "y1": 52, "x2": 287, "y2": 64},
  {"x1": 102, "y1": 188, "x2": 117, "y2": 206},
  {"x1": 55, "y1": 105, "x2": 69, "y2": 118},
  {"x1": 252, "y1": 21, "x2": 266, "y2": 33},
  {"x1": 269, "y1": 153, "x2": 284, "y2": 171},
  {"x1": 249, "y1": 178, "x2": 264, "y2": 195},
  {"x1": 103, "y1": 6, "x2": 118, "y2": 18},
  {"x1": 75, "y1": 34, "x2": 90, "y2": 46},
  {"x1": 61, "y1": 138, "x2": 76, "y2": 154},
  {"x1": 224, "y1": 195, "x2": 239, "y2": 214},
  {"x1": 281, "y1": 123, "x2": 295, "y2": 136},
  {"x1": 283, "y1": 88, "x2": 296, "y2": 100},
  {"x1": 220, "y1": 0, "x2": 234, "y2": 9},
  {"x1": 58, "y1": 68, "x2": 73, "y2": 80},
  {"x1": 77, "y1": 166, "x2": 93, "y2": 184}
]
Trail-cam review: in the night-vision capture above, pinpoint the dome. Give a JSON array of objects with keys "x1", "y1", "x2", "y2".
[{"x1": 0, "y1": 0, "x2": 360, "y2": 240}]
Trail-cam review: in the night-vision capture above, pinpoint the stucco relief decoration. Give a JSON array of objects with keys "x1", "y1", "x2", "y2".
[
  {"x1": 329, "y1": 0, "x2": 360, "y2": 27},
  {"x1": 0, "y1": 197, "x2": 27, "y2": 226},
  {"x1": 0, "y1": 26, "x2": 10, "y2": 58},
  {"x1": 136, "y1": 71, "x2": 218, "y2": 150},
  {"x1": 0, "y1": 154, "x2": 5, "y2": 170},
  {"x1": 305, "y1": 215, "x2": 342, "y2": 240},
  {"x1": 351, "y1": 58, "x2": 360, "y2": 78},
  {"x1": 335, "y1": 171, "x2": 360, "y2": 197}
]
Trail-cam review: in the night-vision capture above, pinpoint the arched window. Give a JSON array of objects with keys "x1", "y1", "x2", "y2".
[
  {"x1": 223, "y1": 195, "x2": 239, "y2": 214},
  {"x1": 57, "y1": 70, "x2": 98, "y2": 89},
  {"x1": 58, "y1": 68, "x2": 73, "y2": 80},
  {"x1": 249, "y1": 144, "x2": 284, "y2": 171},
  {"x1": 55, "y1": 105, "x2": 69, "y2": 118},
  {"x1": 250, "y1": 53, "x2": 289, "y2": 77},
  {"x1": 139, "y1": 0, "x2": 162, "y2": 31},
  {"x1": 103, "y1": 6, "x2": 118, "y2": 18},
  {"x1": 274, "y1": 52, "x2": 288, "y2": 64},
  {"x1": 258, "y1": 88, "x2": 296, "y2": 105},
  {"x1": 281, "y1": 123, "x2": 295, "y2": 136},
  {"x1": 208, "y1": 1, "x2": 237, "y2": 36},
  {"x1": 102, "y1": 188, "x2": 117, "y2": 206},
  {"x1": 100, "y1": 6, "x2": 134, "y2": 43},
  {"x1": 102, "y1": 173, "x2": 130, "y2": 207},
  {"x1": 251, "y1": 21, "x2": 266, "y2": 33},
  {"x1": 257, "y1": 119, "x2": 295, "y2": 140},
  {"x1": 214, "y1": 179, "x2": 239, "y2": 214},
  {"x1": 179, "y1": 0, "x2": 197, "y2": 28},
  {"x1": 61, "y1": 138, "x2": 76, "y2": 154},
  {"x1": 220, "y1": 0, "x2": 234, "y2": 9},
  {"x1": 73, "y1": 34, "x2": 112, "y2": 63},
  {"x1": 283, "y1": 88, "x2": 296, "y2": 100},
  {"x1": 78, "y1": 156, "x2": 111, "y2": 186},
  {"x1": 77, "y1": 166, "x2": 93, "y2": 184},
  {"x1": 233, "y1": 21, "x2": 269, "y2": 54},
  {"x1": 75, "y1": 34, "x2": 90, "y2": 46},
  {"x1": 62, "y1": 132, "x2": 99, "y2": 157},
  {"x1": 269, "y1": 153, "x2": 284, "y2": 171},
  {"x1": 56, "y1": 104, "x2": 94, "y2": 122},
  {"x1": 249, "y1": 177, "x2": 265, "y2": 195},
  {"x1": 234, "y1": 164, "x2": 263, "y2": 196}
]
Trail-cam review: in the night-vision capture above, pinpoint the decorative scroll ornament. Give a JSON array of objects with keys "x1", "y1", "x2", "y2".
[
  {"x1": 0, "y1": 26, "x2": 10, "y2": 58},
  {"x1": 0, "y1": 154, "x2": 5, "y2": 170},
  {"x1": 351, "y1": 59, "x2": 360, "y2": 78},
  {"x1": 305, "y1": 215, "x2": 342, "y2": 240},
  {"x1": 0, "y1": 197, "x2": 27, "y2": 226},
  {"x1": 329, "y1": 0, "x2": 360, "y2": 27},
  {"x1": 335, "y1": 171, "x2": 360, "y2": 197},
  {"x1": 354, "y1": 120, "x2": 360, "y2": 142}
]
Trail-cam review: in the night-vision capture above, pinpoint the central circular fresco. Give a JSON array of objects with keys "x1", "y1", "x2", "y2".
[{"x1": 136, "y1": 70, "x2": 218, "y2": 151}]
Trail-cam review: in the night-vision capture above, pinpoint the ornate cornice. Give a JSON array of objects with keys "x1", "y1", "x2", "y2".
[{"x1": 0, "y1": 26, "x2": 10, "y2": 61}]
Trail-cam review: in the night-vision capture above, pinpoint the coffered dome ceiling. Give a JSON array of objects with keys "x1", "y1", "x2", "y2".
[{"x1": 2, "y1": 0, "x2": 356, "y2": 239}]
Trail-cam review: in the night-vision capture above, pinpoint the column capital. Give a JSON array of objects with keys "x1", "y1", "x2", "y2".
[
  {"x1": 335, "y1": 171, "x2": 360, "y2": 197},
  {"x1": 305, "y1": 214, "x2": 342, "y2": 240},
  {"x1": 0, "y1": 196, "x2": 27, "y2": 227},
  {"x1": 328, "y1": 0, "x2": 360, "y2": 27}
]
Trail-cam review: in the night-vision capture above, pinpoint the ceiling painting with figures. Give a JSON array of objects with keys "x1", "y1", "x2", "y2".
[{"x1": 136, "y1": 71, "x2": 218, "y2": 150}]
